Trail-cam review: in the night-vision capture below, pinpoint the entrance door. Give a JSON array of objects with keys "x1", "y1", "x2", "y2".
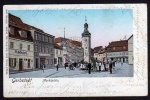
[
  {"x1": 36, "y1": 58, "x2": 38, "y2": 68},
  {"x1": 19, "y1": 59, "x2": 23, "y2": 71},
  {"x1": 28, "y1": 59, "x2": 30, "y2": 68}
]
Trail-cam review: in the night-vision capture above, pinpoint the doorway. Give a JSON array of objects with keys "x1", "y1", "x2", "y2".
[
  {"x1": 19, "y1": 58, "x2": 23, "y2": 71},
  {"x1": 36, "y1": 58, "x2": 38, "y2": 68}
]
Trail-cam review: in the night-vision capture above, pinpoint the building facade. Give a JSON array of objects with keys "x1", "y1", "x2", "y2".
[
  {"x1": 9, "y1": 14, "x2": 34, "y2": 71},
  {"x1": 55, "y1": 37, "x2": 84, "y2": 65},
  {"x1": 106, "y1": 40, "x2": 128, "y2": 62},
  {"x1": 29, "y1": 27, "x2": 55, "y2": 69},
  {"x1": 54, "y1": 44, "x2": 63, "y2": 66},
  {"x1": 128, "y1": 35, "x2": 133, "y2": 64}
]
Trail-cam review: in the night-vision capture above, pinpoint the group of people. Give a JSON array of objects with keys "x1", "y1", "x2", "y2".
[{"x1": 87, "y1": 60, "x2": 116, "y2": 74}]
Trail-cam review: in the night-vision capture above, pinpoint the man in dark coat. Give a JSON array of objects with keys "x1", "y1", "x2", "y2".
[
  {"x1": 56, "y1": 64, "x2": 59, "y2": 71},
  {"x1": 88, "y1": 62, "x2": 91, "y2": 74},
  {"x1": 109, "y1": 61, "x2": 113, "y2": 74}
]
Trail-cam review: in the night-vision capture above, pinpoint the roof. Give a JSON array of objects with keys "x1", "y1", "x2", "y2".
[
  {"x1": 128, "y1": 35, "x2": 133, "y2": 40},
  {"x1": 9, "y1": 13, "x2": 29, "y2": 31},
  {"x1": 106, "y1": 40, "x2": 128, "y2": 52},
  {"x1": 93, "y1": 46, "x2": 103, "y2": 53},
  {"x1": 54, "y1": 37, "x2": 82, "y2": 47},
  {"x1": 24, "y1": 23, "x2": 44, "y2": 33},
  {"x1": 9, "y1": 14, "x2": 33, "y2": 42},
  {"x1": 54, "y1": 43, "x2": 63, "y2": 50}
]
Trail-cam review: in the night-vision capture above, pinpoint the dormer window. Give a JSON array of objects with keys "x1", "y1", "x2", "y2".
[
  {"x1": 9, "y1": 26, "x2": 14, "y2": 35},
  {"x1": 19, "y1": 30, "x2": 27, "y2": 38}
]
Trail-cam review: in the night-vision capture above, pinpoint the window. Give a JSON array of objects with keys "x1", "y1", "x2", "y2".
[
  {"x1": 9, "y1": 58, "x2": 16, "y2": 67},
  {"x1": 20, "y1": 30, "x2": 27, "y2": 38},
  {"x1": 56, "y1": 50, "x2": 58, "y2": 54},
  {"x1": 28, "y1": 45, "x2": 30, "y2": 51},
  {"x1": 39, "y1": 46, "x2": 42, "y2": 53},
  {"x1": 42, "y1": 47, "x2": 45, "y2": 53},
  {"x1": 54, "y1": 58, "x2": 57, "y2": 64},
  {"x1": 50, "y1": 48, "x2": 53, "y2": 54},
  {"x1": 35, "y1": 33, "x2": 38, "y2": 40},
  {"x1": 9, "y1": 26, "x2": 14, "y2": 35},
  {"x1": 84, "y1": 39, "x2": 87, "y2": 41},
  {"x1": 50, "y1": 59, "x2": 53, "y2": 65},
  {"x1": 49, "y1": 37, "x2": 52, "y2": 43},
  {"x1": 10, "y1": 42, "x2": 14, "y2": 49},
  {"x1": 35, "y1": 45, "x2": 38, "y2": 52},
  {"x1": 47, "y1": 47, "x2": 49, "y2": 53},
  {"x1": 47, "y1": 59, "x2": 49, "y2": 65},
  {"x1": 45, "y1": 36, "x2": 48, "y2": 42},
  {"x1": 42, "y1": 35, "x2": 45, "y2": 41},
  {"x1": 38, "y1": 34, "x2": 41, "y2": 40},
  {"x1": 20, "y1": 43, "x2": 22, "y2": 50}
]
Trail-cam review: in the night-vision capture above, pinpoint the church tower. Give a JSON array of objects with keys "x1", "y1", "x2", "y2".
[{"x1": 82, "y1": 16, "x2": 91, "y2": 63}]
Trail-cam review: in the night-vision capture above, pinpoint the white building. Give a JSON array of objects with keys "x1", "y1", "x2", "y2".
[
  {"x1": 128, "y1": 35, "x2": 133, "y2": 64},
  {"x1": 9, "y1": 14, "x2": 34, "y2": 71},
  {"x1": 54, "y1": 44, "x2": 63, "y2": 66},
  {"x1": 106, "y1": 40, "x2": 128, "y2": 62},
  {"x1": 55, "y1": 37, "x2": 84, "y2": 65}
]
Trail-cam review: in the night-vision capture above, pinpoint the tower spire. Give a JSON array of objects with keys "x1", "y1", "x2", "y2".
[{"x1": 85, "y1": 16, "x2": 87, "y2": 23}]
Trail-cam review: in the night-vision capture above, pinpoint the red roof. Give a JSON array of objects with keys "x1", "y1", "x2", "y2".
[
  {"x1": 93, "y1": 46, "x2": 103, "y2": 53},
  {"x1": 54, "y1": 43, "x2": 63, "y2": 50},
  {"x1": 9, "y1": 14, "x2": 33, "y2": 42},
  {"x1": 55, "y1": 37, "x2": 82, "y2": 47},
  {"x1": 106, "y1": 40, "x2": 128, "y2": 52}
]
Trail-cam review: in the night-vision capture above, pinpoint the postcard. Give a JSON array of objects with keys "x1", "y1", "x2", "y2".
[{"x1": 3, "y1": 4, "x2": 147, "y2": 97}]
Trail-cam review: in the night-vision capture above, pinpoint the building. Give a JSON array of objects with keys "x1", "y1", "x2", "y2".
[
  {"x1": 54, "y1": 43, "x2": 63, "y2": 66},
  {"x1": 128, "y1": 35, "x2": 133, "y2": 64},
  {"x1": 81, "y1": 19, "x2": 91, "y2": 63},
  {"x1": 55, "y1": 37, "x2": 84, "y2": 65},
  {"x1": 98, "y1": 48, "x2": 106, "y2": 62},
  {"x1": 9, "y1": 14, "x2": 34, "y2": 71},
  {"x1": 105, "y1": 40, "x2": 128, "y2": 62},
  {"x1": 93, "y1": 46, "x2": 103, "y2": 61},
  {"x1": 28, "y1": 24, "x2": 55, "y2": 69}
]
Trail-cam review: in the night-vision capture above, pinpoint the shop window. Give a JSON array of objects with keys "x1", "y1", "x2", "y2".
[
  {"x1": 51, "y1": 59, "x2": 53, "y2": 65},
  {"x1": 20, "y1": 43, "x2": 22, "y2": 50},
  {"x1": 28, "y1": 45, "x2": 30, "y2": 51},
  {"x1": 10, "y1": 42, "x2": 14, "y2": 49},
  {"x1": 9, "y1": 58, "x2": 16, "y2": 67},
  {"x1": 54, "y1": 58, "x2": 57, "y2": 64}
]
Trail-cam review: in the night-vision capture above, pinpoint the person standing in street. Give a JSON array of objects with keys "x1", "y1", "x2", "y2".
[
  {"x1": 64, "y1": 63, "x2": 67, "y2": 69},
  {"x1": 98, "y1": 61, "x2": 101, "y2": 71},
  {"x1": 109, "y1": 61, "x2": 113, "y2": 74},
  {"x1": 88, "y1": 62, "x2": 91, "y2": 74},
  {"x1": 57, "y1": 64, "x2": 59, "y2": 71},
  {"x1": 104, "y1": 62, "x2": 106, "y2": 71}
]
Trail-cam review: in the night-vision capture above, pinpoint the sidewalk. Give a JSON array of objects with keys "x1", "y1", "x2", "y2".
[{"x1": 9, "y1": 65, "x2": 65, "y2": 74}]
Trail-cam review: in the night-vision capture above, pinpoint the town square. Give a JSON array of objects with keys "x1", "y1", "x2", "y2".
[{"x1": 8, "y1": 9, "x2": 133, "y2": 78}]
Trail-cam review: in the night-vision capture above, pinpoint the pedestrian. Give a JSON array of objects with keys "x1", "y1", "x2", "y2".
[
  {"x1": 121, "y1": 61, "x2": 123, "y2": 66},
  {"x1": 98, "y1": 61, "x2": 101, "y2": 71},
  {"x1": 104, "y1": 62, "x2": 107, "y2": 71},
  {"x1": 56, "y1": 64, "x2": 59, "y2": 71},
  {"x1": 87, "y1": 62, "x2": 91, "y2": 74},
  {"x1": 64, "y1": 63, "x2": 66, "y2": 69},
  {"x1": 109, "y1": 61, "x2": 113, "y2": 74},
  {"x1": 42, "y1": 63, "x2": 44, "y2": 73}
]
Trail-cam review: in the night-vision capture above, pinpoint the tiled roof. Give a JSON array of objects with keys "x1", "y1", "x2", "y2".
[
  {"x1": 9, "y1": 14, "x2": 33, "y2": 42},
  {"x1": 9, "y1": 13, "x2": 29, "y2": 31},
  {"x1": 54, "y1": 43, "x2": 63, "y2": 50},
  {"x1": 93, "y1": 46, "x2": 103, "y2": 53},
  {"x1": 24, "y1": 23, "x2": 44, "y2": 33},
  {"x1": 106, "y1": 40, "x2": 128, "y2": 52},
  {"x1": 54, "y1": 37, "x2": 82, "y2": 47}
]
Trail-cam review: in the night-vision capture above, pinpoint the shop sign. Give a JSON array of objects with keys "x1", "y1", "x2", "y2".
[
  {"x1": 15, "y1": 50, "x2": 27, "y2": 55},
  {"x1": 39, "y1": 53, "x2": 50, "y2": 56}
]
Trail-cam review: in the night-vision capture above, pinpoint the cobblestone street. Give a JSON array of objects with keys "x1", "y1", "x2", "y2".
[{"x1": 10, "y1": 62, "x2": 133, "y2": 78}]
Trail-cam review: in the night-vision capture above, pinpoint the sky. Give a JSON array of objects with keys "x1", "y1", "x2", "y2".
[{"x1": 9, "y1": 9, "x2": 133, "y2": 48}]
